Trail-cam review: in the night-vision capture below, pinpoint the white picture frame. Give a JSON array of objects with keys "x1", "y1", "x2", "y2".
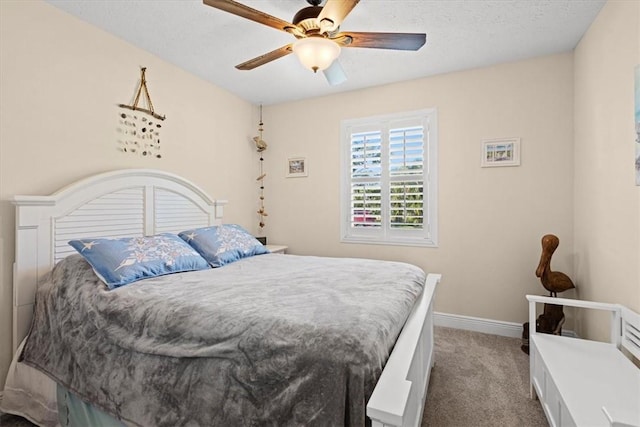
[
  {"x1": 286, "y1": 157, "x2": 308, "y2": 177},
  {"x1": 481, "y1": 137, "x2": 521, "y2": 167}
]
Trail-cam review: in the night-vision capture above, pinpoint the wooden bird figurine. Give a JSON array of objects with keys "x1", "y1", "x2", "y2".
[{"x1": 535, "y1": 234, "x2": 575, "y2": 297}]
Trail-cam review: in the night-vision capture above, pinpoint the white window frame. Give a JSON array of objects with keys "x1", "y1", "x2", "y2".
[{"x1": 340, "y1": 108, "x2": 438, "y2": 247}]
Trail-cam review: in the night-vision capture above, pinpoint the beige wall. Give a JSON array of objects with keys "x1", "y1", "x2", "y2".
[
  {"x1": 573, "y1": 0, "x2": 640, "y2": 340},
  {"x1": 0, "y1": 1, "x2": 257, "y2": 385},
  {"x1": 263, "y1": 54, "x2": 576, "y2": 325}
]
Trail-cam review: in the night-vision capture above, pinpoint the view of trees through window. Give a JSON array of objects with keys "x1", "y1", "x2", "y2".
[{"x1": 350, "y1": 126, "x2": 424, "y2": 229}]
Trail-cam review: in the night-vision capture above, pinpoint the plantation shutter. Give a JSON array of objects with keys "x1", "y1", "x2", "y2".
[
  {"x1": 348, "y1": 120, "x2": 426, "y2": 232},
  {"x1": 341, "y1": 108, "x2": 437, "y2": 247},
  {"x1": 389, "y1": 125, "x2": 424, "y2": 230},
  {"x1": 350, "y1": 130, "x2": 382, "y2": 228}
]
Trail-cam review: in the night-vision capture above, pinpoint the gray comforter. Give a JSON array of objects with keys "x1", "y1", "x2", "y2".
[{"x1": 22, "y1": 253, "x2": 425, "y2": 427}]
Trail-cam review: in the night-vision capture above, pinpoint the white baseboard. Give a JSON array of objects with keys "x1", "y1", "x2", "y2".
[
  {"x1": 434, "y1": 312, "x2": 577, "y2": 339},
  {"x1": 434, "y1": 312, "x2": 523, "y2": 338}
]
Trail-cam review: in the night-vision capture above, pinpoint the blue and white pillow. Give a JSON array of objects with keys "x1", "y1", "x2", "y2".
[
  {"x1": 68, "y1": 234, "x2": 211, "y2": 289},
  {"x1": 179, "y1": 224, "x2": 269, "y2": 267}
]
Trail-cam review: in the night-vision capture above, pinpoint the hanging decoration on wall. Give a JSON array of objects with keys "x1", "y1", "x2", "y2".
[
  {"x1": 116, "y1": 67, "x2": 166, "y2": 158},
  {"x1": 254, "y1": 104, "x2": 268, "y2": 234}
]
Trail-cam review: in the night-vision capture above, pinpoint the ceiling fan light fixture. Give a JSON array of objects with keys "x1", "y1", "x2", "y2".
[{"x1": 292, "y1": 37, "x2": 341, "y2": 73}]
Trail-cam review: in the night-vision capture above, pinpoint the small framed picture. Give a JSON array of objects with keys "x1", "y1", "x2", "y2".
[
  {"x1": 481, "y1": 138, "x2": 521, "y2": 167},
  {"x1": 286, "y1": 157, "x2": 308, "y2": 177}
]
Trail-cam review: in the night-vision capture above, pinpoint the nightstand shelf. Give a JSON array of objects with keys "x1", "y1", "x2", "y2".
[{"x1": 265, "y1": 244, "x2": 287, "y2": 254}]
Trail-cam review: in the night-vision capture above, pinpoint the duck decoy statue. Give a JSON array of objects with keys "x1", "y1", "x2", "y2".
[{"x1": 535, "y1": 234, "x2": 575, "y2": 297}]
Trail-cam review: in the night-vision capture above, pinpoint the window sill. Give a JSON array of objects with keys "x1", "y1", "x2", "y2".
[{"x1": 341, "y1": 236, "x2": 438, "y2": 248}]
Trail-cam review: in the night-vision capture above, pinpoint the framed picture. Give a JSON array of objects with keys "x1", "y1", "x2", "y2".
[
  {"x1": 481, "y1": 137, "x2": 521, "y2": 167},
  {"x1": 286, "y1": 157, "x2": 308, "y2": 177}
]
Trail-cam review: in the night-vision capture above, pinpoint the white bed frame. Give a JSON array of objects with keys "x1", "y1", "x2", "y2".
[{"x1": 11, "y1": 168, "x2": 441, "y2": 427}]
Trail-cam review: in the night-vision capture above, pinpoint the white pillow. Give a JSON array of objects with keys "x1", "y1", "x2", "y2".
[{"x1": 0, "y1": 337, "x2": 59, "y2": 427}]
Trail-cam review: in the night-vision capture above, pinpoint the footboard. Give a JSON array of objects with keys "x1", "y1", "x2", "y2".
[{"x1": 367, "y1": 273, "x2": 442, "y2": 427}]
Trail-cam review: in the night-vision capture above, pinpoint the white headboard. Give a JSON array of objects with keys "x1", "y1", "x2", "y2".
[{"x1": 11, "y1": 169, "x2": 227, "y2": 352}]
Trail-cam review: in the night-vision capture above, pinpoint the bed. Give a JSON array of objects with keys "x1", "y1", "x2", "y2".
[{"x1": 0, "y1": 169, "x2": 441, "y2": 427}]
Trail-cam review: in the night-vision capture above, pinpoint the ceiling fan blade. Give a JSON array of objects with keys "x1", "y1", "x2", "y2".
[
  {"x1": 235, "y1": 44, "x2": 293, "y2": 70},
  {"x1": 323, "y1": 60, "x2": 347, "y2": 86},
  {"x1": 333, "y1": 32, "x2": 426, "y2": 51},
  {"x1": 203, "y1": 0, "x2": 297, "y2": 34},
  {"x1": 318, "y1": 0, "x2": 360, "y2": 33}
]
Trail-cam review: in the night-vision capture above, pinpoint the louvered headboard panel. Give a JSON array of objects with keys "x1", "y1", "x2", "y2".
[
  {"x1": 54, "y1": 188, "x2": 145, "y2": 263},
  {"x1": 154, "y1": 187, "x2": 210, "y2": 234},
  {"x1": 12, "y1": 169, "x2": 227, "y2": 352}
]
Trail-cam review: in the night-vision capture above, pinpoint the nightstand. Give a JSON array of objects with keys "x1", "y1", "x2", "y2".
[{"x1": 265, "y1": 244, "x2": 288, "y2": 254}]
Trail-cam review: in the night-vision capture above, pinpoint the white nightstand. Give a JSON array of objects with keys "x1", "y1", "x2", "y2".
[{"x1": 265, "y1": 244, "x2": 288, "y2": 254}]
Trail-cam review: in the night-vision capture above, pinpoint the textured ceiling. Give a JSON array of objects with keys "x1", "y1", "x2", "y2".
[{"x1": 47, "y1": 0, "x2": 605, "y2": 105}]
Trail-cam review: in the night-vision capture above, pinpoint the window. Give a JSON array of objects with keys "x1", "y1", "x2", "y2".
[{"x1": 340, "y1": 109, "x2": 438, "y2": 247}]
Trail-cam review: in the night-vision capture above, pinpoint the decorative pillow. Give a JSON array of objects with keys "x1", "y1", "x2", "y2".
[
  {"x1": 68, "y1": 234, "x2": 211, "y2": 289},
  {"x1": 179, "y1": 224, "x2": 269, "y2": 267}
]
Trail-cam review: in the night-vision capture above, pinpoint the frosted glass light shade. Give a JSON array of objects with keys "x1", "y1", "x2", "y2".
[{"x1": 292, "y1": 37, "x2": 341, "y2": 73}]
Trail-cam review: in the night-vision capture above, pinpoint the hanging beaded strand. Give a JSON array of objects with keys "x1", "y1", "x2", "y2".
[{"x1": 255, "y1": 104, "x2": 268, "y2": 231}]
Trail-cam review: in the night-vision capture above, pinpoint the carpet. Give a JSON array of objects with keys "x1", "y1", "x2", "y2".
[{"x1": 422, "y1": 327, "x2": 547, "y2": 426}]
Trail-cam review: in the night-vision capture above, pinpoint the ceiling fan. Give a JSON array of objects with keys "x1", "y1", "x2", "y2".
[{"x1": 202, "y1": 0, "x2": 426, "y2": 85}]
